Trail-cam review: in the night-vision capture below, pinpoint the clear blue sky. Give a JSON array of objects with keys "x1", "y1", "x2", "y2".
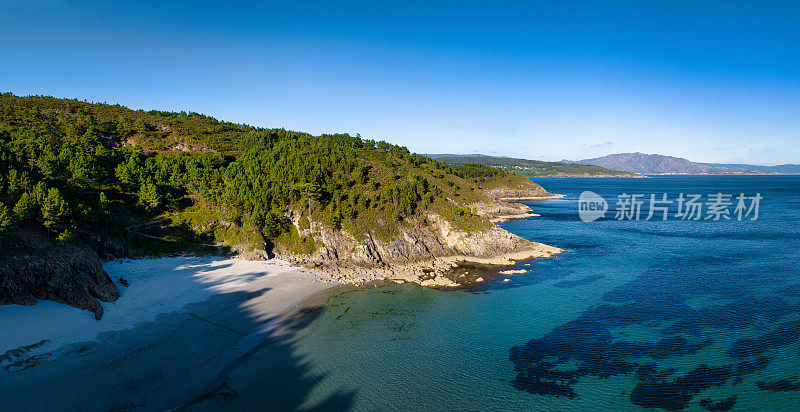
[{"x1": 2, "y1": 1, "x2": 799, "y2": 164}]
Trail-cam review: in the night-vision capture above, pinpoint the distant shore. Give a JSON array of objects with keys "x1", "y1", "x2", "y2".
[{"x1": 528, "y1": 174, "x2": 648, "y2": 178}]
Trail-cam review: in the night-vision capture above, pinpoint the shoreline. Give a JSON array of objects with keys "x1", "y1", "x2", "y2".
[
  {"x1": 477, "y1": 191, "x2": 563, "y2": 223},
  {"x1": 496, "y1": 194, "x2": 566, "y2": 202},
  {"x1": 489, "y1": 212, "x2": 540, "y2": 223},
  {"x1": 0, "y1": 194, "x2": 561, "y2": 409},
  {"x1": 374, "y1": 193, "x2": 563, "y2": 286},
  {"x1": 306, "y1": 240, "x2": 562, "y2": 288},
  {"x1": 0, "y1": 189, "x2": 562, "y2": 338},
  {"x1": 526, "y1": 174, "x2": 647, "y2": 178}
]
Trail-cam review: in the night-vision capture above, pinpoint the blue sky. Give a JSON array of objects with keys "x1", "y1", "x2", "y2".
[{"x1": 2, "y1": 1, "x2": 799, "y2": 164}]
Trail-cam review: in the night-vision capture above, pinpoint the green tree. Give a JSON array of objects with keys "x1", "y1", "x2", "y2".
[
  {"x1": 41, "y1": 188, "x2": 69, "y2": 231},
  {"x1": 294, "y1": 182, "x2": 325, "y2": 217},
  {"x1": 68, "y1": 151, "x2": 92, "y2": 186},
  {"x1": 0, "y1": 203, "x2": 12, "y2": 233},
  {"x1": 13, "y1": 192, "x2": 37, "y2": 220},
  {"x1": 263, "y1": 211, "x2": 291, "y2": 239},
  {"x1": 137, "y1": 182, "x2": 161, "y2": 209},
  {"x1": 57, "y1": 228, "x2": 75, "y2": 242}
]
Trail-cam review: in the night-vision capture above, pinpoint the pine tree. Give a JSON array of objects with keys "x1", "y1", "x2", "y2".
[
  {"x1": 0, "y1": 203, "x2": 12, "y2": 233},
  {"x1": 137, "y1": 182, "x2": 161, "y2": 209},
  {"x1": 41, "y1": 187, "x2": 69, "y2": 231}
]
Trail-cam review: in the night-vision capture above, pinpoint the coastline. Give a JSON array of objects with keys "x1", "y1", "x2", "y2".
[
  {"x1": 495, "y1": 194, "x2": 566, "y2": 202},
  {"x1": 315, "y1": 240, "x2": 561, "y2": 288},
  {"x1": 0, "y1": 194, "x2": 561, "y2": 354},
  {"x1": 524, "y1": 174, "x2": 647, "y2": 178},
  {"x1": 0, "y1": 188, "x2": 562, "y2": 341},
  {"x1": 272, "y1": 186, "x2": 564, "y2": 289},
  {"x1": 0, "y1": 194, "x2": 561, "y2": 409},
  {"x1": 479, "y1": 192, "x2": 564, "y2": 223}
]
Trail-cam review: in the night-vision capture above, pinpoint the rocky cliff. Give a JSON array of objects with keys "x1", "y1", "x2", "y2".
[
  {"x1": 275, "y1": 182, "x2": 562, "y2": 287},
  {"x1": 0, "y1": 229, "x2": 121, "y2": 320}
]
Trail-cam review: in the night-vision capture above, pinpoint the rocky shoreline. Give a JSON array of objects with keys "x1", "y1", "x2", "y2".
[
  {"x1": 476, "y1": 192, "x2": 565, "y2": 223},
  {"x1": 0, "y1": 182, "x2": 562, "y2": 318},
  {"x1": 295, "y1": 240, "x2": 561, "y2": 288},
  {"x1": 276, "y1": 185, "x2": 564, "y2": 288}
]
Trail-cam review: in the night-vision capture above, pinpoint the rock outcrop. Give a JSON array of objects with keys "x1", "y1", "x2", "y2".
[
  {"x1": 276, "y1": 181, "x2": 563, "y2": 287},
  {"x1": 472, "y1": 182, "x2": 564, "y2": 223},
  {"x1": 0, "y1": 229, "x2": 120, "y2": 319}
]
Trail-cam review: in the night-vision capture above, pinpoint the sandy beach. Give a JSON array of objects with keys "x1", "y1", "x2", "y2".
[
  {"x1": 0, "y1": 246, "x2": 556, "y2": 410},
  {"x1": 0, "y1": 256, "x2": 350, "y2": 410}
]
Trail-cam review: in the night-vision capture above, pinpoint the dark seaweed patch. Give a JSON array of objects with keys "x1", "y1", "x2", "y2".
[
  {"x1": 734, "y1": 356, "x2": 770, "y2": 375},
  {"x1": 699, "y1": 396, "x2": 737, "y2": 411},
  {"x1": 755, "y1": 376, "x2": 800, "y2": 392},
  {"x1": 509, "y1": 364, "x2": 580, "y2": 398},
  {"x1": 629, "y1": 365, "x2": 733, "y2": 410},
  {"x1": 508, "y1": 255, "x2": 797, "y2": 408},
  {"x1": 728, "y1": 320, "x2": 800, "y2": 358},
  {"x1": 553, "y1": 274, "x2": 603, "y2": 288}
]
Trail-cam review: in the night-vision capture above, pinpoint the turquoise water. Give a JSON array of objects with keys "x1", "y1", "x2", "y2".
[{"x1": 228, "y1": 176, "x2": 800, "y2": 411}]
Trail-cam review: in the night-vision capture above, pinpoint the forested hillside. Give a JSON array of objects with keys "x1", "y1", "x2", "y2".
[
  {"x1": 431, "y1": 154, "x2": 641, "y2": 177},
  {"x1": 0, "y1": 93, "x2": 532, "y2": 257}
]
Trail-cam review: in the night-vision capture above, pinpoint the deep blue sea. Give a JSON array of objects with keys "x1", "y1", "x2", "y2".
[{"x1": 227, "y1": 176, "x2": 800, "y2": 411}]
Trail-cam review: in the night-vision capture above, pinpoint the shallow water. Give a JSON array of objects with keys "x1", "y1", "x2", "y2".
[{"x1": 220, "y1": 176, "x2": 800, "y2": 411}]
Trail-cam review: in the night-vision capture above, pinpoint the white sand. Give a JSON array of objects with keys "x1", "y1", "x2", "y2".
[{"x1": 0, "y1": 256, "x2": 338, "y2": 355}]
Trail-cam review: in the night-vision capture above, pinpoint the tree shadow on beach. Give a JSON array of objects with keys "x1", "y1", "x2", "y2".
[
  {"x1": 182, "y1": 305, "x2": 357, "y2": 412},
  {"x1": 0, "y1": 288, "x2": 355, "y2": 412}
]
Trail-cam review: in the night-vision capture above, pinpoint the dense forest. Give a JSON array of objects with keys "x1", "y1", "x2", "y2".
[
  {"x1": 0, "y1": 93, "x2": 522, "y2": 257},
  {"x1": 432, "y1": 154, "x2": 641, "y2": 177}
]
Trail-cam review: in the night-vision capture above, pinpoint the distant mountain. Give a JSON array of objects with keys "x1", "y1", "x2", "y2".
[
  {"x1": 573, "y1": 153, "x2": 779, "y2": 175},
  {"x1": 700, "y1": 163, "x2": 800, "y2": 175},
  {"x1": 429, "y1": 154, "x2": 643, "y2": 178}
]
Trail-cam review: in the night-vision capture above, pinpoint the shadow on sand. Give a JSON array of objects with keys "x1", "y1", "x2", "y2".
[{"x1": 1, "y1": 287, "x2": 355, "y2": 411}]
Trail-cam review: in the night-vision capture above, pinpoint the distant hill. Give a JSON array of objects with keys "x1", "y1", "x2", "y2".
[
  {"x1": 700, "y1": 163, "x2": 800, "y2": 174},
  {"x1": 429, "y1": 154, "x2": 643, "y2": 178},
  {"x1": 427, "y1": 154, "x2": 486, "y2": 159},
  {"x1": 573, "y1": 153, "x2": 779, "y2": 175}
]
